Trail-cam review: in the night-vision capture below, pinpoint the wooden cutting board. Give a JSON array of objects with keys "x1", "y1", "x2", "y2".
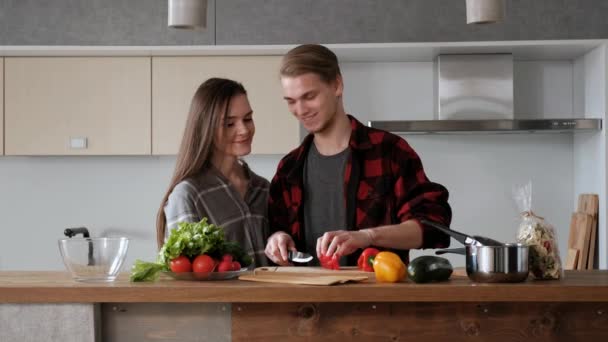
[
  {"x1": 253, "y1": 266, "x2": 371, "y2": 276},
  {"x1": 567, "y1": 212, "x2": 593, "y2": 270},
  {"x1": 238, "y1": 273, "x2": 369, "y2": 286},
  {"x1": 578, "y1": 194, "x2": 599, "y2": 269},
  {"x1": 565, "y1": 248, "x2": 580, "y2": 270},
  {"x1": 238, "y1": 266, "x2": 370, "y2": 285}
]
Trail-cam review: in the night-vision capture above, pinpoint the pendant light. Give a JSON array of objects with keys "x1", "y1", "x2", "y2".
[
  {"x1": 466, "y1": 0, "x2": 505, "y2": 24},
  {"x1": 168, "y1": 0, "x2": 207, "y2": 29}
]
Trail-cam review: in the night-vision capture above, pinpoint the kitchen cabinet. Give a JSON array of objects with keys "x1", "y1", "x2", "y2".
[
  {"x1": 0, "y1": 58, "x2": 3, "y2": 155},
  {"x1": 152, "y1": 56, "x2": 298, "y2": 155},
  {"x1": 4, "y1": 57, "x2": 151, "y2": 155}
]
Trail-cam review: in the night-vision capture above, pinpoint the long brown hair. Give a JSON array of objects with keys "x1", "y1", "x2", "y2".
[
  {"x1": 280, "y1": 44, "x2": 342, "y2": 83},
  {"x1": 156, "y1": 78, "x2": 247, "y2": 248}
]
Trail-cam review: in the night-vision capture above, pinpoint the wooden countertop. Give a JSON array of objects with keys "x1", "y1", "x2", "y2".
[{"x1": 2, "y1": 270, "x2": 608, "y2": 303}]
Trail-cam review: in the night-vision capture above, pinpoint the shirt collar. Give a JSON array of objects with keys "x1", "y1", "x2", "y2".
[
  {"x1": 285, "y1": 114, "x2": 373, "y2": 183},
  {"x1": 346, "y1": 114, "x2": 373, "y2": 151}
]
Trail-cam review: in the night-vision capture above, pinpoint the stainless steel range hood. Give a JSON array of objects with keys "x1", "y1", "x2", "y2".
[
  {"x1": 368, "y1": 53, "x2": 603, "y2": 134},
  {"x1": 368, "y1": 118, "x2": 602, "y2": 134}
]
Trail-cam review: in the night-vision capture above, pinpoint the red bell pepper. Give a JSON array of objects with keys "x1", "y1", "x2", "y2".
[
  {"x1": 319, "y1": 253, "x2": 340, "y2": 270},
  {"x1": 357, "y1": 247, "x2": 380, "y2": 272}
]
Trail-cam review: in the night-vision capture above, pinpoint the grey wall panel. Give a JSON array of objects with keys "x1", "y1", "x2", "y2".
[
  {"x1": 2, "y1": 0, "x2": 608, "y2": 46},
  {"x1": 101, "y1": 303, "x2": 230, "y2": 342},
  {"x1": 0, "y1": 0, "x2": 214, "y2": 45},
  {"x1": 0, "y1": 304, "x2": 98, "y2": 342},
  {"x1": 216, "y1": 0, "x2": 608, "y2": 44}
]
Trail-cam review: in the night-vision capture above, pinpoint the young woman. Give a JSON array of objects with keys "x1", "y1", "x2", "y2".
[{"x1": 156, "y1": 78, "x2": 270, "y2": 267}]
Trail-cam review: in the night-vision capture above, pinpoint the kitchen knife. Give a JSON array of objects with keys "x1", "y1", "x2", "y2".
[{"x1": 288, "y1": 251, "x2": 314, "y2": 263}]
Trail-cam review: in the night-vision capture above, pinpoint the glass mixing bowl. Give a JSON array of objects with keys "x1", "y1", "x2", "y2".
[{"x1": 58, "y1": 237, "x2": 129, "y2": 282}]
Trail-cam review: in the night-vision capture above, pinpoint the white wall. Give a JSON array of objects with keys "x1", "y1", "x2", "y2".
[
  {"x1": 514, "y1": 61, "x2": 574, "y2": 119},
  {"x1": 405, "y1": 134, "x2": 573, "y2": 267},
  {"x1": 573, "y1": 45, "x2": 607, "y2": 268},
  {"x1": 0, "y1": 59, "x2": 589, "y2": 271},
  {"x1": 342, "y1": 60, "x2": 576, "y2": 267},
  {"x1": 0, "y1": 155, "x2": 282, "y2": 271}
]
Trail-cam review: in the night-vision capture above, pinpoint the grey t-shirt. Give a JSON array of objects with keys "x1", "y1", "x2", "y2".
[{"x1": 303, "y1": 143, "x2": 350, "y2": 265}]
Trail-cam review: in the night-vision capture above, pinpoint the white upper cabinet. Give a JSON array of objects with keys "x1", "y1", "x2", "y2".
[
  {"x1": 0, "y1": 58, "x2": 3, "y2": 155},
  {"x1": 152, "y1": 56, "x2": 299, "y2": 155},
  {"x1": 5, "y1": 57, "x2": 151, "y2": 155}
]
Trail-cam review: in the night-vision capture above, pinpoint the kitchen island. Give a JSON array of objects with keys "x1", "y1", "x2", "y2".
[{"x1": 2, "y1": 270, "x2": 608, "y2": 341}]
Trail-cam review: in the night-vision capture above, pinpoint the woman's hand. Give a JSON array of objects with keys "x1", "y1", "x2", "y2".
[
  {"x1": 317, "y1": 229, "x2": 374, "y2": 258},
  {"x1": 265, "y1": 231, "x2": 296, "y2": 265}
]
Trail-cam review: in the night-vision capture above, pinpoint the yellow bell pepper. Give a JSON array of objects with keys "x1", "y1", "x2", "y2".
[{"x1": 373, "y1": 251, "x2": 407, "y2": 283}]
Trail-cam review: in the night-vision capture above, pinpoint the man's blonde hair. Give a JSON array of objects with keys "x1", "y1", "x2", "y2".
[{"x1": 280, "y1": 44, "x2": 342, "y2": 83}]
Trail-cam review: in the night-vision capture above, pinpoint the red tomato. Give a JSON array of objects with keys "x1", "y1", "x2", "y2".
[
  {"x1": 169, "y1": 255, "x2": 192, "y2": 273},
  {"x1": 192, "y1": 254, "x2": 216, "y2": 273},
  {"x1": 319, "y1": 253, "x2": 340, "y2": 270},
  {"x1": 222, "y1": 254, "x2": 233, "y2": 262},
  {"x1": 217, "y1": 260, "x2": 234, "y2": 272},
  {"x1": 231, "y1": 261, "x2": 241, "y2": 271}
]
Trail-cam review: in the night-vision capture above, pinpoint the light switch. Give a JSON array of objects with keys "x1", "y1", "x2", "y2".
[{"x1": 69, "y1": 137, "x2": 88, "y2": 149}]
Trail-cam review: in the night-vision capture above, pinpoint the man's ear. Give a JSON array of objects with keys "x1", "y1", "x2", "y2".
[{"x1": 333, "y1": 75, "x2": 344, "y2": 98}]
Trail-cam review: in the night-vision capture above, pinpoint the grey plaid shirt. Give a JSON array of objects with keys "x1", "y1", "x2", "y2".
[{"x1": 164, "y1": 162, "x2": 270, "y2": 267}]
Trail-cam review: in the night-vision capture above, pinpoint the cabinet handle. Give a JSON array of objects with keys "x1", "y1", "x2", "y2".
[{"x1": 69, "y1": 137, "x2": 88, "y2": 149}]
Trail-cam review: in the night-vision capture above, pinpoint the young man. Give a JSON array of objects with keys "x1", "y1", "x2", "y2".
[{"x1": 265, "y1": 44, "x2": 452, "y2": 266}]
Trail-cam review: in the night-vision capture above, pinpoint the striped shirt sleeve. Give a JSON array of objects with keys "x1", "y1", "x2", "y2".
[{"x1": 164, "y1": 181, "x2": 205, "y2": 238}]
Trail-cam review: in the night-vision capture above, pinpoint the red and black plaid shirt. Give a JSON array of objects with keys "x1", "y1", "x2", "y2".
[{"x1": 268, "y1": 115, "x2": 452, "y2": 264}]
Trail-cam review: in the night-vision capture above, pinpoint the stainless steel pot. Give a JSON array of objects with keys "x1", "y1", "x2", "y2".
[{"x1": 437, "y1": 244, "x2": 529, "y2": 283}]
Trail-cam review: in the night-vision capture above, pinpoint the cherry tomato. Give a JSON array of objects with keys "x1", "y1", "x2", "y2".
[
  {"x1": 217, "y1": 260, "x2": 234, "y2": 272},
  {"x1": 169, "y1": 255, "x2": 192, "y2": 273},
  {"x1": 192, "y1": 254, "x2": 216, "y2": 273},
  {"x1": 231, "y1": 261, "x2": 242, "y2": 271}
]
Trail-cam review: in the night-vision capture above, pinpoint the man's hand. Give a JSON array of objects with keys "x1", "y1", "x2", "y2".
[
  {"x1": 316, "y1": 229, "x2": 374, "y2": 258},
  {"x1": 265, "y1": 231, "x2": 296, "y2": 265}
]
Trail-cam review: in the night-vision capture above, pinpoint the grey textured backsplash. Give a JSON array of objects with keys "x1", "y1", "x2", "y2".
[
  {"x1": 1, "y1": 0, "x2": 608, "y2": 46},
  {"x1": 0, "y1": 0, "x2": 214, "y2": 45},
  {"x1": 217, "y1": 0, "x2": 608, "y2": 44}
]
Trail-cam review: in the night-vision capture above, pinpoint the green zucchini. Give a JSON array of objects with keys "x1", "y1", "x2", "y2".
[{"x1": 407, "y1": 256, "x2": 453, "y2": 283}]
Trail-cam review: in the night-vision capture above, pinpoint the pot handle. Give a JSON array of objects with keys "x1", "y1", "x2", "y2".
[
  {"x1": 435, "y1": 248, "x2": 466, "y2": 256},
  {"x1": 63, "y1": 227, "x2": 94, "y2": 266},
  {"x1": 64, "y1": 227, "x2": 90, "y2": 238},
  {"x1": 420, "y1": 219, "x2": 474, "y2": 246}
]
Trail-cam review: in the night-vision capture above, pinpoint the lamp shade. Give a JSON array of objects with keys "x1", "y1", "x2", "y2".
[
  {"x1": 168, "y1": 0, "x2": 207, "y2": 29},
  {"x1": 466, "y1": 0, "x2": 505, "y2": 24}
]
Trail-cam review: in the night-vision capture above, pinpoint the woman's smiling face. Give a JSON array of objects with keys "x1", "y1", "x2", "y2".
[{"x1": 213, "y1": 93, "x2": 255, "y2": 158}]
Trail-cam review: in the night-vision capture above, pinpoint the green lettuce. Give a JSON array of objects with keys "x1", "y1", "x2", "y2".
[
  {"x1": 130, "y1": 217, "x2": 224, "y2": 282},
  {"x1": 129, "y1": 260, "x2": 164, "y2": 282},
  {"x1": 131, "y1": 218, "x2": 246, "y2": 282},
  {"x1": 157, "y1": 218, "x2": 224, "y2": 268}
]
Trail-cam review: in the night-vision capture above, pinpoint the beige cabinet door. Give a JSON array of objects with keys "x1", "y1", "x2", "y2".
[
  {"x1": 5, "y1": 57, "x2": 151, "y2": 155},
  {"x1": 0, "y1": 58, "x2": 3, "y2": 155},
  {"x1": 152, "y1": 56, "x2": 299, "y2": 155}
]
